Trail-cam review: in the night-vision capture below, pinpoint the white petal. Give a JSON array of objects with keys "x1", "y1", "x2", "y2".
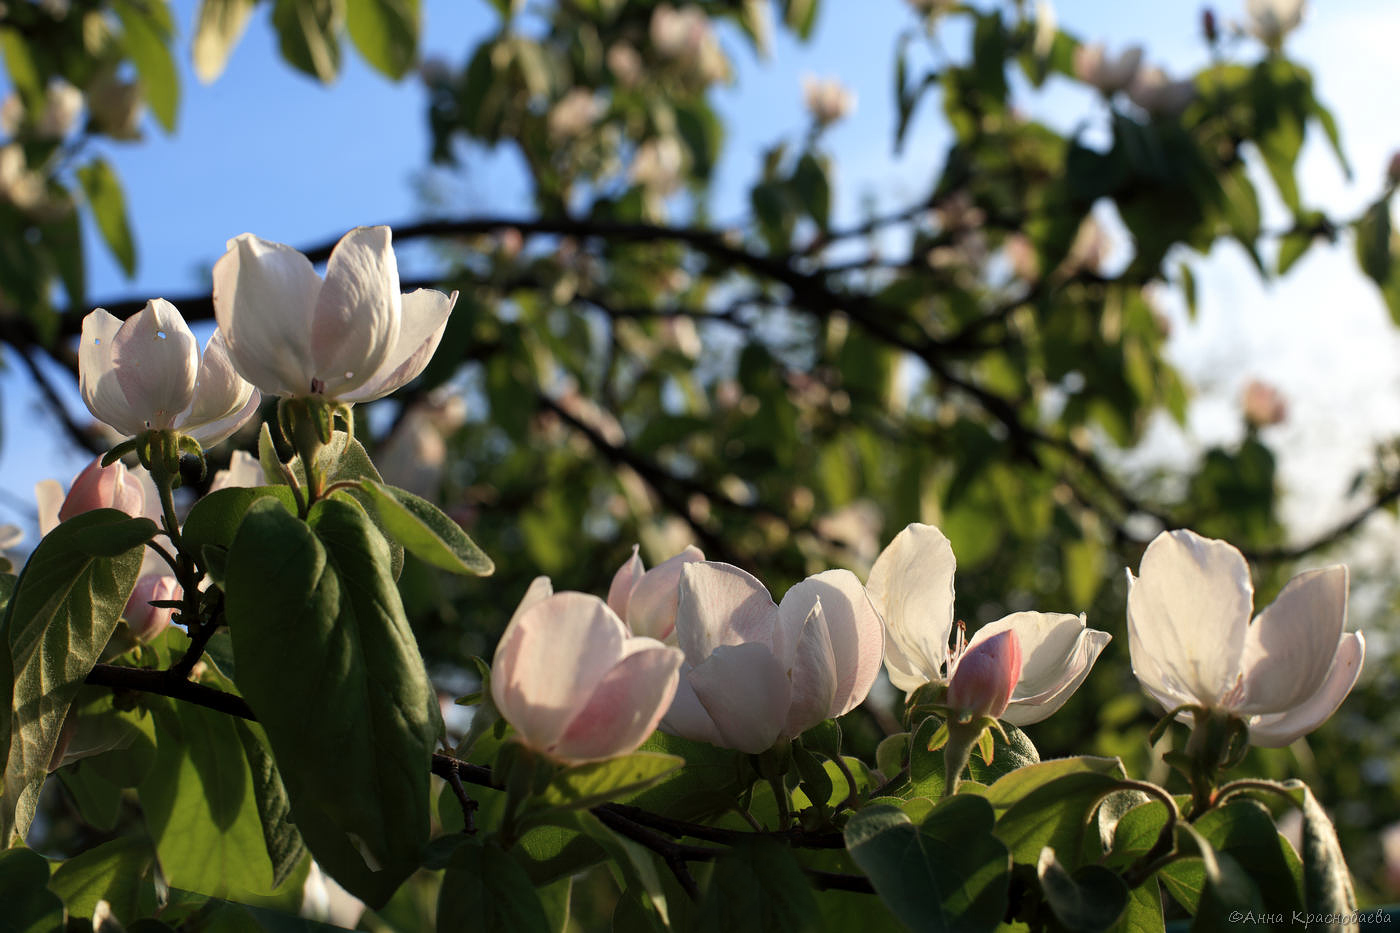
[
  {"x1": 498, "y1": 576, "x2": 554, "y2": 646},
  {"x1": 626, "y1": 545, "x2": 704, "y2": 641},
  {"x1": 79, "y1": 308, "x2": 144, "y2": 436},
  {"x1": 212, "y1": 233, "x2": 321, "y2": 396},
  {"x1": 660, "y1": 663, "x2": 723, "y2": 746},
  {"x1": 180, "y1": 329, "x2": 258, "y2": 442},
  {"x1": 866, "y1": 523, "x2": 956, "y2": 688},
  {"x1": 964, "y1": 612, "x2": 1110, "y2": 726},
  {"x1": 489, "y1": 592, "x2": 627, "y2": 752},
  {"x1": 109, "y1": 299, "x2": 199, "y2": 429},
  {"x1": 1126, "y1": 530, "x2": 1252, "y2": 707},
  {"x1": 688, "y1": 642, "x2": 790, "y2": 753},
  {"x1": 782, "y1": 598, "x2": 838, "y2": 737},
  {"x1": 1238, "y1": 566, "x2": 1348, "y2": 715},
  {"x1": 1247, "y1": 632, "x2": 1364, "y2": 747},
  {"x1": 674, "y1": 561, "x2": 778, "y2": 667},
  {"x1": 341, "y1": 288, "x2": 455, "y2": 403},
  {"x1": 607, "y1": 544, "x2": 644, "y2": 620},
  {"x1": 34, "y1": 479, "x2": 63, "y2": 536},
  {"x1": 779, "y1": 569, "x2": 883, "y2": 716},
  {"x1": 312, "y1": 226, "x2": 402, "y2": 398},
  {"x1": 208, "y1": 451, "x2": 266, "y2": 492}
]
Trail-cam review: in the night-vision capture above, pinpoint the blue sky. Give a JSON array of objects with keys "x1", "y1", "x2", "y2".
[{"x1": 3, "y1": 0, "x2": 1399, "y2": 553}]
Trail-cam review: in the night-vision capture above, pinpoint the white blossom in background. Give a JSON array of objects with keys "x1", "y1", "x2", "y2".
[
  {"x1": 547, "y1": 88, "x2": 604, "y2": 142},
  {"x1": 209, "y1": 451, "x2": 267, "y2": 492},
  {"x1": 802, "y1": 75, "x2": 856, "y2": 127},
  {"x1": 630, "y1": 137, "x2": 684, "y2": 197},
  {"x1": 376, "y1": 392, "x2": 467, "y2": 499},
  {"x1": 1, "y1": 80, "x2": 82, "y2": 140},
  {"x1": 1073, "y1": 42, "x2": 1142, "y2": 96},
  {"x1": 0, "y1": 145, "x2": 47, "y2": 211},
  {"x1": 867, "y1": 523, "x2": 1111, "y2": 725},
  {"x1": 1242, "y1": 379, "x2": 1288, "y2": 428},
  {"x1": 1127, "y1": 65, "x2": 1196, "y2": 117},
  {"x1": 607, "y1": 42, "x2": 643, "y2": 87},
  {"x1": 86, "y1": 73, "x2": 143, "y2": 140},
  {"x1": 649, "y1": 4, "x2": 728, "y2": 84},
  {"x1": 1126, "y1": 529, "x2": 1364, "y2": 747},
  {"x1": 212, "y1": 226, "x2": 457, "y2": 403},
  {"x1": 80, "y1": 299, "x2": 260, "y2": 444},
  {"x1": 1246, "y1": 0, "x2": 1305, "y2": 51}
]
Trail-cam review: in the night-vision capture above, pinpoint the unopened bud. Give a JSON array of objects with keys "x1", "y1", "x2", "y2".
[
  {"x1": 1241, "y1": 379, "x2": 1287, "y2": 428},
  {"x1": 1202, "y1": 7, "x2": 1218, "y2": 44},
  {"x1": 125, "y1": 574, "x2": 180, "y2": 642},
  {"x1": 947, "y1": 630, "x2": 1022, "y2": 719}
]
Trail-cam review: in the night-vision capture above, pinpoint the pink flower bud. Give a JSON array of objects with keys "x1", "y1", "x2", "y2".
[
  {"x1": 125, "y1": 574, "x2": 180, "y2": 642},
  {"x1": 58, "y1": 457, "x2": 148, "y2": 524},
  {"x1": 1242, "y1": 379, "x2": 1287, "y2": 427},
  {"x1": 946, "y1": 629, "x2": 1022, "y2": 719}
]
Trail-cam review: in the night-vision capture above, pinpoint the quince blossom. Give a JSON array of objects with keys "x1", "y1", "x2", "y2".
[
  {"x1": 35, "y1": 456, "x2": 152, "y2": 535},
  {"x1": 491, "y1": 578, "x2": 683, "y2": 763},
  {"x1": 125, "y1": 574, "x2": 180, "y2": 642},
  {"x1": 867, "y1": 523, "x2": 1110, "y2": 725},
  {"x1": 1126, "y1": 529, "x2": 1364, "y2": 747},
  {"x1": 1246, "y1": 0, "x2": 1304, "y2": 50},
  {"x1": 607, "y1": 544, "x2": 704, "y2": 641},
  {"x1": 946, "y1": 629, "x2": 1022, "y2": 720},
  {"x1": 662, "y1": 561, "x2": 883, "y2": 754},
  {"x1": 80, "y1": 299, "x2": 260, "y2": 444},
  {"x1": 212, "y1": 226, "x2": 457, "y2": 403},
  {"x1": 1073, "y1": 43, "x2": 1142, "y2": 96}
]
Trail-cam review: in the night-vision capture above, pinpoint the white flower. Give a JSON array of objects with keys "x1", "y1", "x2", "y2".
[
  {"x1": 1126, "y1": 529, "x2": 1365, "y2": 747},
  {"x1": 80, "y1": 299, "x2": 260, "y2": 444},
  {"x1": 866, "y1": 523, "x2": 1111, "y2": 726},
  {"x1": 631, "y1": 137, "x2": 684, "y2": 196},
  {"x1": 212, "y1": 226, "x2": 457, "y2": 403},
  {"x1": 801, "y1": 75, "x2": 856, "y2": 127},
  {"x1": 208, "y1": 450, "x2": 266, "y2": 492},
  {"x1": 663, "y1": 561, "x2": 884, "y2": 753},
  {"x1": 1246, "y1": 0, "x2": 1304, "y2": 50},
  {"x1": 547, "y1": 88, "x2": 603, "y2": 142},
  {"x1": 1127, "y1": 66, "x2": 1195, "y2": 117},
  {"x1": 607, "y1": 544, "x2": 704, "y2": 641},
  {"x1": 1073, "y1": 43, "x2": 1142, "y2": 96}
]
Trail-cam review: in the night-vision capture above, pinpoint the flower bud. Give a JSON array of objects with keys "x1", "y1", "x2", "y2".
[
  {"x1": 1242, "y1": 379, "x2": 1287, "y2": 427},
  {"x1": 946, "y1": 629, "x2": 1022, "y2": 719},
  {"x1": 55, "y1": 457, "x2": 148, "y2": 527},
  {"x1": 125, "y1": 574, "x2": 180, "y2": 642},
  {"x1": 608, "y1": 544, "x2": 704, "y2": 641}
]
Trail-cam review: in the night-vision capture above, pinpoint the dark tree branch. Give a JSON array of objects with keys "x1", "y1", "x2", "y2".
[{"x1": 85, "y1": 662, "x2": 255, "y2": 719}]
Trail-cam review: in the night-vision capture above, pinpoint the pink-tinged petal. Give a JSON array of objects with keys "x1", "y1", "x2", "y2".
[
  {"x1": 312, "y1": 226, "x2": 401, "y2": 398},
  {"x1": 34, "y1": 480, "x2": 63, "y2": 536},
  {"x1": 181, "y1": 329, "x2": 259, "y2": 442},
  {"x1": 607, "y1": 544, "x2": 645, "y2": 620},
  {"x1": 58, "y1": 458, "x2": 146, "y2": 523},
  {"x1": 490, "y1": 592, "x2": 627, "y2": 752},
  {"x1": 125, "y1": 574, "x2": 180, "y2": 642},
  {"x1": 1238, "y1": 566, "x2": 1348, "y2": 716},
  {"x1": 497, "y1": 576, "x2": 554, "y2": 649},
  {"x1": 660, "y1": 664, "x2": 723, "y2": 746},
  {"x1": 341, "y1": 288, "x2": 455, "y2": 403},
  {"x1": 553, "y1": 642, "x2": 684, "y2": 762},
  {"x1": 627, "y1": 545, "x2": 704, "y2": 641},
  {"x1": 968, "y1": 612, "x2": 1111, "y2": 726},
  {"x1": 688, "y1": 642, "x2": 789, "y2": 753},
  {"x1": 1246, "y1": 632, "x2": 1364, "y2": 747},
  {"x1": 1126, "y1": 530, "x2": 1252, "y2": 707},
  {"x1": 780, "y1": 569, "x2": 883, "y2": 716},
  {"x1": 782, "y1": 599, "x2": 838, "y2": 737},
  {"x1": 947, "y1": 629, "x2": 1021, "y2": 719},
  {"x1": 80, "y1": 308, "x2": 145, "y2": 436},
  {"x1": 213, "y1": 233, "x2": 320, "y2": 396},
  {"x1": 110, "y1": 299, "x2": 199, "y2": 429},
  {"x1": 674, "y1": 562, "x2": 778, "y2": 667},
  {"x1": 866, "y1": 523, "x2": 957, "y2": 689}
]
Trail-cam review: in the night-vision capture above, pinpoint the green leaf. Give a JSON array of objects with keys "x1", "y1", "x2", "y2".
[
  {"x1": 793, "y1": 153, "x2": 831, "y2": 230},
  {"x1": 0, "y1": 28, "x2": 42, "y2": 103},
  {"x1": 113, "y1": 0, "x2": 179, "y2": 131},
  {"x1": 437, "y1": 842, "x2": 552, "y2": 933},
  {"x1": 77, "y1": 159, "x2": 137, "y2": 276},
  {"x1": 272, "y1": 0, "x2": 344, "y2": 83},
  {"x1": 1295, "y1": 784, "x2": 1358, "y2": 923},
  {"x1": 623, "y1": 731, "x2": 752, "y2": 821},
  {"x1": 234, "y1": 720, "x2": 307, "y2": 890},
  {"x1": 193, "y1": 0, "x2": 259, "y2": 82},
  {"x1": 1036, "y1": 846, "x2": 1129, "y2": 933},
  {"x1": 782, "y1": 0, "x2": 819, "y2": 38},
  {"x1": 70, "y1": 516, "x2": 159, "y2": 557},
  {"x1": 533, "y1": 752, "x2": 683, "y2": 815},
  {"x1": 1108, "y1": 879, "x2": 1165, "y2": 933},
  {"x1": 345, "y1": 0, "x2": 418, "y2": 79},
  {"x1": 139, "y1": 696, "x2": 277, "y2": 899},
  {"x1": 984, "y1": 756, "x2": 1127, "y2": 866},
  {"x1": 355, "y1": 480, "x2": 493, "y2": 576},
  {"x1": 563, "y1": 810, "x2": 670, "y2": 924},
  {"x1": 225, "y1": 497, "x2": 437, "y2": 908},
  {"x1": 183, "y1": 486, "x2": 299, "y2": 556},
  {"x1": 1, "y1": 509, "x2": 144, "y2": 845},
  {"x1": 844, "y1": 797, "x2": 1010, "y2": 932},
  {"x1": 0, "y1": 848, "x2": 64, "y2": 933},
  {"x1": 47, "y1": 835, "x2": 158, "y2": 920},
  {"x1": 697, "y1": 838, "x2": 820, "y2": 933}
]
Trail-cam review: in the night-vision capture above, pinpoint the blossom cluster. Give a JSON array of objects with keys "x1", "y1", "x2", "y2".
[{"x1": 493, "y1": 522, "x2": 1364, "y2": 766}]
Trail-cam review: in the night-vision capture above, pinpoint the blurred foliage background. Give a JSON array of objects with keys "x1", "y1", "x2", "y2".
[{"x1": 3, "y1": 0, "x2": 1399, "y2": 909}]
